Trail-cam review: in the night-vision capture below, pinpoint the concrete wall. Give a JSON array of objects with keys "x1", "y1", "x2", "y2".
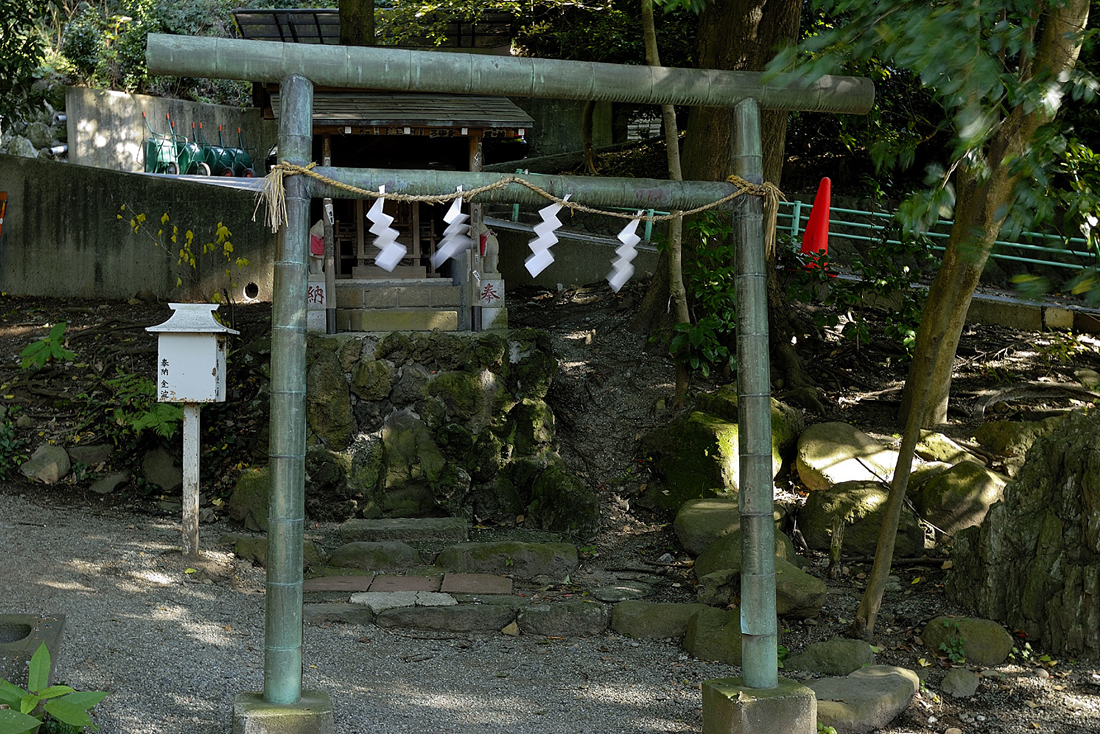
[
  {"x1": 0, "y1": 154, "x2": 276, "y2": 301},
  {"x1": 66, "y1": 87, "x2": 278, "y2": 173}
]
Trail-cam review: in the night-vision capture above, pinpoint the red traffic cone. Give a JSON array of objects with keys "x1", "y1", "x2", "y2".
[{"x1": 802, "y1": 177, "x2": 830, "y2": 256}]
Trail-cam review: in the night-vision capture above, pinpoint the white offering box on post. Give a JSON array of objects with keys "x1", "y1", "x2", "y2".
[{"x1": 146, "y1": 303, "x2": 238, "y2": 559}]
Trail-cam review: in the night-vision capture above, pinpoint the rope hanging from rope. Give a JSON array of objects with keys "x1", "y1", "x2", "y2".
[{"x1": 256, "y1": 162, "x2": 784, "y2": 253}]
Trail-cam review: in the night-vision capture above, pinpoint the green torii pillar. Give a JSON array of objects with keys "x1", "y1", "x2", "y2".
[{"x1": 147, "y1": 33, "x2": 872, "y2": 733}]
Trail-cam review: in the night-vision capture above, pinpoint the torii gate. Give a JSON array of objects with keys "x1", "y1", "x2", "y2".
[{"x1": 147, "y1": 33, "x2": 872, "y2": 733}]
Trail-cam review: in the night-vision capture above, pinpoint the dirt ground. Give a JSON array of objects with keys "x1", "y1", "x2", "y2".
[{"x1": 2, "y1": 284, "x2": 1100, "y2": 733}]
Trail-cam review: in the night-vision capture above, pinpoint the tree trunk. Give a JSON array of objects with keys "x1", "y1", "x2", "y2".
[
  {"x1": 339, "y1": 0, "x2": 375, "y2": 46},
  {"x1": 641, "y1": 0, "x2": 691, "y2": 403},
  {"x1": 633, "y1": 0, "x2": 801, "y2": 343},
  {"x1": 853, "y1": 0, "x2": 1091, "y2": 641}
]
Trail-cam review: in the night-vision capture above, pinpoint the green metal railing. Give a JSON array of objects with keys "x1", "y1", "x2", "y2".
[{"x1": 779, "y1": 200, "x2": 1098, "y2": 271}]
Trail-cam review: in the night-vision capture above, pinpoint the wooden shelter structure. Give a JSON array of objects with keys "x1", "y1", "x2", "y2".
[{"x1": 234, "y1": 8, "x2": 531, "y2": 328}]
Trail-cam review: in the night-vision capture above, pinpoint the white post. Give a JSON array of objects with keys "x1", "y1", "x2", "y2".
[{"x1": 182, "y1": 403, "x2": 201, "y2": 559}]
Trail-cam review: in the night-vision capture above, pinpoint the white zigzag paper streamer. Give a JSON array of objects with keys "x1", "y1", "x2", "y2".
[
  {"x1": 368, "y1": 185, "x2": 406, "y2": 271},
  {"x1": 431, "y1": 187, "x2": 474, "y2": 269},
  {"x1": 607, "y1": 212, "x2": 643, "y2": 292},
  {"x1": 524, "y1": 194, "x2": 570, "y2": 277}
]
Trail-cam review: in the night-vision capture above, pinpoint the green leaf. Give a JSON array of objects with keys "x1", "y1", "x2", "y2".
[
  {"x1": 59, "y1": 690, "x2": 108, "y2": 709},
  {"x1": 27, "y1": 643, "x2": 50, "y2": 693},
  {"x1": 19, "y1": 693, "x2": 39, "y2": 714},
  {"x1": 44, "y1": 698, "x2": 94, "y2": 728},
  {"x1": 34, "y1": 685, "x2": 75, "y2": 700},
  {"x1": 0, "y1": 680, "x2": 27, "y2": 707},
  {"x1": 0, "y1": 708, "x2": 42, "y2": 734}
]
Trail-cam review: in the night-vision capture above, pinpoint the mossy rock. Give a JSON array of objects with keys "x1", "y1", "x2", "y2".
[
  {"x1": 305, "y1": 348, "x2": 354, "y2": 451},
  {"x1": 640, "y1": 411, "x2": 739, "y2": 511},
  {"x1": 350, "y1": 359, "x2": 395, "y2": 401},
  {"x1": 696, "y1": 558, "x2": 825, "y2": 619},
  {"x1": 304, "y1": 446, "x2": 359, "y2": 522},
  {"x1": 230, "y1": 534, "x2": 325, "y2": 569},
  {"x1": 673, "y1": 497, "x2": 785, "y2": 557},
  {"x1": 428, "y1": 369, "x2": 514, "y2": 433},
  {"x1": 610, "y1": 601, "x2": 711, "y2": 640},
  {"x1": 526, "y1": 466, "x2": 600, "y2": 538},
  {"x1": 682, "y1": 606, "x2": 742, "y2": 664},
  {"x1": 911, "y1": 460, "x2": 1005, "y2": 535},
  {"x1": 507, "y1": 398, "x2": 556, "y2": 456},
  {"x1": 695, "y1": 388, "x2": 804, "y2": 459},
  {"x1": 915, "y1": 430, "x2": 981, "y2": 465},
  {"x1": 693, "y1": 529, "x2": 801, "y2": 578},
  {"x1": 228, "y1": 466, "x2": 272, "y2": 532},
  {"x1": 430, "y1": 464, "x2": 472, "y2": 517},
  {"x1": 921, "y1": 616, "x2": 1013, "y2": 666},
  {"x1": 505, "y1": 329, "x2": 557, "y2": 400},
  {"x1": 346, "y1": 436, "x2": 383, "y2": 498},
  {"x1": 473, "y1": 333, "x2": 507, "y2": 368},
  {"x1": 382, "y1": 411, "x2": 445, "y2": 488},
  {"x1": 785, "y1": 637, "x2": 875, "y2": 676}
]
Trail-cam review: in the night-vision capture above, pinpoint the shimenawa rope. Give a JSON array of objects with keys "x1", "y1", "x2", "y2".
[{"x1": 256, "y1": 162, "x2": 784, "y2": 252}]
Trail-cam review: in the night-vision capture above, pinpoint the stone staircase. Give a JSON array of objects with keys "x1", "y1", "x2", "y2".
[{"x1": 334, "y1": 278, "x2": 463, "y2": 332}]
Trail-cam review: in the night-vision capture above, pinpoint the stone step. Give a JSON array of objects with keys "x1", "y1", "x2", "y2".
[
  {"x1": 336, "y1": 307, "x2": 459, "y2": 332},
  {"x1": 335, "y1": 281, "x2": 461, "y2": 309},
  {"x1": 352, "y1": 265, "x2": 435, "y2": 279},
  {"x1": 338, "y1": 517, "x2": 469, "y2": 544}
]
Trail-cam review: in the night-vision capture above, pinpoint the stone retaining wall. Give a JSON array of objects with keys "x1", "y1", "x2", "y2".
[{"x1": 232, "y1": 329, "x2": 600, "y2": 538}]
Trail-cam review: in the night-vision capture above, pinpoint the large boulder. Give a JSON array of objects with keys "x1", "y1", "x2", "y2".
[
  {"x1": 427, "y1": 369, "x2": 513, "y2": 434},
  {"x1": 799, "y1": 480, "x2": 924, "y2": 558},
  {"x1": 696, "y1": 558, "x2": 825, "y2": 619},
  {"x1": 505, "y1": 398, "x2": 556, "y2": 456},
  {"x1": 673, "y1": 498, "x2": 784, "y2": 557},
  {"x1": 971, "y1": 416, "x2": 1064, "y2": 477},
  {"x1": 915, "y1": 430, "x2": 982, "y2": 465},
  {"x1": 786, "y1": 637, "x2": 876, "y2": 676},
  {"x1": 304, "y1": 446, "x2": 358, "y2": 522},
  {"x1": 350, "y1": 359, "x2": 395, "y2": 401},
  {"x1": 947, "y1": 409, "x2": 1100, "y2": 658},
  {"x1": 796, "y1": 422, "x2": 898, "y2": 491},
  {"x1": 20, "y1": 444, "x2": 70, "y2": 484},
  {"x1": 910, "y1": 460, "x2": 1006, "y2": 536},
  {"x1": 693, "y1": 530, "x2": 800, "y2": 578},
  {"x1": 809, "y1": 666, "x2": 919, "y2": 734},
  {"x1": 641, "y1": 398, "x2": 800, "y2": 511},
  {"x1": 640, "y1": 411, "x2": 740, "y2": 510},
  {"x1": 694, "y1": 389, "x2": 804, "y2": 460},
  {"x1": 610, "y1": 601, "x2": 710, "y2": 639},
  {"x1": 228, "y1": 466, "x2": 272, "y2": 532},
  {"x1": 682, "y1": 607, "x2": 742, "y2": 665},
  {"x1": 921, "y1": 616, "x2": 1013, "y2": 666}
]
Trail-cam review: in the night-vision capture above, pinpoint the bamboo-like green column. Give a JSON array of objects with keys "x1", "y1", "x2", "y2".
[
  {"x1": 731, "y1": 98, "x2": 778, "y2": 690},
  {"x1": 265, "y1": 73, "x2": 313, "y2": 706}
]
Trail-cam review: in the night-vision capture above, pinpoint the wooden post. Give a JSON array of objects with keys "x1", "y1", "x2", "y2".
[
  {"x1": 181, "y1": 403, "x2": 200, "y2": 560},
  {"x1": 322, "y1": 134, "x2": 336, "y2": 333}
]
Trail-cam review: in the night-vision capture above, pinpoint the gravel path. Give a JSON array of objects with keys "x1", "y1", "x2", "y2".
[{"x1": 0, "y1": 491, "x2": 729, "y2": 734}]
